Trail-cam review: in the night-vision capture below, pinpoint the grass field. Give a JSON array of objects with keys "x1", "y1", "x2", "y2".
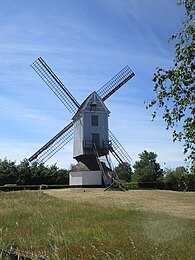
[{"x1": 0, "y1": 189, "x2": 195, "y2": 259}]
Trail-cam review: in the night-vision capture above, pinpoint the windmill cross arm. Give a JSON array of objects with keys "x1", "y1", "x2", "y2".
[
  {"x1": 29, "y1": 121, "x2": 73, "y2": 162},
  {"x1": 38, "y1": 57, "x2": 80, "y2": 108},
  {"x1": 102, "y1": 72, "x2": 135, "y2": 101},
  {"x1": 97, "y1": 66, "x2": 135, "y2": 101},
  {"x1": 31, "y1": 57, "x2": 80, "y2": 114}
]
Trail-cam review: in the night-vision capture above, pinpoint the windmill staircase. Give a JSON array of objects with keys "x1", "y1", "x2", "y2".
[{"x1": 93, "y1": 143, "x2": 128, "y2": 191}]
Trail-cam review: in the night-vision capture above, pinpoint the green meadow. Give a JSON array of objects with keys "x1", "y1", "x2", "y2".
[{"x1": 0, "y1": 189, "x2": 195, "y2": 259}]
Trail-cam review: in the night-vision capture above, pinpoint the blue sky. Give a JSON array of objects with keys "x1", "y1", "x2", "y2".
[{"x1": 0, "y1": 0, "x2": 187, "y2": 169}]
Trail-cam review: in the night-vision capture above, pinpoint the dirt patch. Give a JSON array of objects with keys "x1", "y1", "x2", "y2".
[{"x1": 44, "y1": 188, "x2": 195, "y2": 220}]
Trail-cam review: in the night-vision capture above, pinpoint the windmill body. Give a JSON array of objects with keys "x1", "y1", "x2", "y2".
[
  {"x1": 28, "y1": 57, "x2": 135, "y2": 187},
  {"x1": 73, "y1": 91, "x2": 110, "y2": 170}
]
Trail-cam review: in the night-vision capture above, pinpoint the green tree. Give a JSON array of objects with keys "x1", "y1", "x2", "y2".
[
  {"x1": 146, "y1": 0, "x2": 195, "y2": 162},
  {"x1": 0, "y1": 158, "x2": 18, "y2": 185},
  {"x1": 17, "y1": 159, "x2": 32, "y2": 184},
  {"x1": 0, "y1": 157, "x2": 70, "y2": 185},
  {"x1": 115, "y1": 162, "x2": 132, "y2": 182},
  {"x1": 132, "y1": 150, "x2": 163, "y2": 182},
  {"x1": 164, "y1": 166, "x2": 195, "y2": 191},
  {"x1": 30, "y1": 161, "x2": 48, "y2": 184},
  {"x1": 164, "y1": 166, "x2": 186, "y2": 181},
  {"x1": 17, "y1": 159, "x2": 46, "y2": 185},
  {"x1": 56, "y1": 169, "x2": 69, "y2": 184},
  {"x1": 46, "y1": 164, "x2": 68, "y2": 184},
  {"x1": 48, "y1": 164, "x2": 58, "y2": 184}
]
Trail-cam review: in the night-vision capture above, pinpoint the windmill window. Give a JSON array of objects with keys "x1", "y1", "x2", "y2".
[{"x1": 91, "y1": 115, "x2": 98, "y2": 126}]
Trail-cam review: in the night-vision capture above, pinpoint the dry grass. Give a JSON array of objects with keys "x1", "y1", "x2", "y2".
[
  {"x1": 44, "y1": 188, "x2": 195, "y2": 220},
  {"x1": 1, "y1": 189, "x2": 195, "y2": 259}
]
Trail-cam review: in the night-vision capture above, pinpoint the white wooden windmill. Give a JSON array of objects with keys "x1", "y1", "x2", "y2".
[{"x1": 28, "y1": 57, "x2": 135, "y2": 187}]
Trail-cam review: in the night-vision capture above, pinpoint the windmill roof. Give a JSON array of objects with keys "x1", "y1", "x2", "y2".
[{"x1": 72, "y1": 91, "x2": 110, "y2": 121}]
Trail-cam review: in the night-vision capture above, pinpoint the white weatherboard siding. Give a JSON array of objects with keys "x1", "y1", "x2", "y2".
[
  {"x1": 73, "y1": 116, "x2": 83, "y2": 158},
  {"x1": 69, "y1": 171, "x2": 102, "y2": 185}
]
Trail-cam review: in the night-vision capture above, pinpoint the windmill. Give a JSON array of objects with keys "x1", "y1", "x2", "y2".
[{"x1": 28, "y1": 57, "x2": 135, "y2": 187}]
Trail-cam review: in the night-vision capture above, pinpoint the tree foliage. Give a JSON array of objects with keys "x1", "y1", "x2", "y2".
[
  {"x1": 0, "y1": 158, "x2": 18, "y2": 184},
  {"x1": 0, "y1": 158, "x2": 69, "y2": 186},
  {"x1": 114, "y1": 162, "x2": 132, "y2": 182},
  {"x1": 132, "y1": 150, "x2": 163, "y2": 182},
  {"x1": 164, "y1": 166, "x2": 195, "y2": 191},
  {"x1": 146, "y1": 0, "x2": 195, "y2": 162}
]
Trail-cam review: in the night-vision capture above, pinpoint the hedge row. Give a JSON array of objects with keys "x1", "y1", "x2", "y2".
[
  {"x1": 124, "y1": 181, "x2": 195, "y2": 191},
  {"x1": 0, "y1": 184, "x2": 69, "y2": 192}
]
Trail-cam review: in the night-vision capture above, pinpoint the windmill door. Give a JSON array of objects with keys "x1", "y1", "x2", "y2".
[{"x1": 92, "y1": 133, "x2": 100, "y2": 148}]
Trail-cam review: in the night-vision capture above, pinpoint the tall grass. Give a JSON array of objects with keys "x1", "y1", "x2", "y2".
[{"x1": 0, "y1": 190, "x2": 195, "y2": 259}]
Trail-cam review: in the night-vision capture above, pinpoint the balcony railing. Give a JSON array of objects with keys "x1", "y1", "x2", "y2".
[{"x1": 83, "y1": 140, "x2": 110, "y2": 150}]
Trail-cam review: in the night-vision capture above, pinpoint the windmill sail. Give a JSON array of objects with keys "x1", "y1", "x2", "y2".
[
  {"x1": 29, "y1": 122, "x2": 73, "y2": 163},
  {"x1": 97, "y1": 66, "x2": 135, "y2": 101},
  {"x1": 31, "y1": 57, "x2": 80, "y2": 114},
  {"x1": 29, "y1": 58, "x2": 134, "y2": 167},
  {"x1": 108, "y1": 130, "x2": 132, "y2": 166}
]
